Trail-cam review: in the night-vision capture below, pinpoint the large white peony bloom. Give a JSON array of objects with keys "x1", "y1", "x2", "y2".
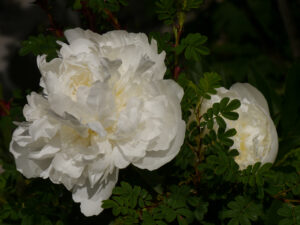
[
  {"x1": 201, "y1": 83, "x2": 278, "y2": 170},
  {"x1": 10, "y1": 28, "x2": 186, "y2": 216}
]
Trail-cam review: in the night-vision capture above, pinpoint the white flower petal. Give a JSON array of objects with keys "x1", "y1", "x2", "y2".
[
  {"x1": 28, "y1": 144, "x2": 60, "y2": 159},
  {"x1": 10, "y1": 127, "x2": 53, "y2": 178},
  {"x1": 11, "y1": 126, "x2": 33, "y2": 149},
  {"x1": 72, "y1": 168, "x2": 118, "y2": 217},
  {"x1": 230, "y1": 83, "x2": 270, "y2": 115},
  {"x1": 64, "y1": 28, "x2": 86, "y2": 43},
  {"x1": 15, "y1": 156, "x2": 52, "y2": 179},
  {"x1": 133, "y1": 120, "x2": 186, "y2": 170},
  {"x1": 111, "y1": 146, "x2": 130, "y2": 169},
  {"x1": 87, "y1": 121, "x2": 107, "y2": 137},
  {"x1": 52, "y1": 153, "x2": 84, "y2": 179},
  {"x1": 116, "y1": 98, "x2": 142, "y2": 135},
  {"x1": 261, "y1": 114, "x2": 278, "y2": 164},
  {"x1": 29, "y1": 117, "x2": 59, "y2": 141},
  {"x1": 23, "y1": 92, "x2": 48, "y2": 121}
]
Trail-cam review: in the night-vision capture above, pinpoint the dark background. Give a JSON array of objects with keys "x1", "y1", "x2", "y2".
[{"x1": 1, "y1": 1, "x2": 300, "y2": 224}]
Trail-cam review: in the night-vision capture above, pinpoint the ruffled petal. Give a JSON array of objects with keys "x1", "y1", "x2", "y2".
[
  {"x1": 111, "y1": 146, "x2": 130, "y2": 169},
  {"x1": 133, "y1": 120, "x2": 186, "y2": 170},
  {"x1": 10, "y1": 126, "x2": 53, "y2": 178},
  {"x1": 23, "y1": 92, "x2": 49, "y2": 121},
  {"x1": 28, "y1": 117, "x2": 59, "y2": 141},
  {"x1": 230, "y1": 83, "x2": 270, "y2": 115},
  {"x1": 52, "y1": 153, "x2": 85, "y2": 179},
  {"x1": 28, "y1": 144, "x2": 60, "y2": 159},
  {"x1": 72, "y1": 168, "x2": 118, "y2": 216}
]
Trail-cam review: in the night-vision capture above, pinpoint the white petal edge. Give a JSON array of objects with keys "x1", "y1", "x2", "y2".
[
  {"x1": 72, "y1": 168, "x2": 118, "y2": 216},
  {"x1": 132, "y1": 120, "x2": 186, "y2": 170},
  {"x1": 230, "y1": 83, "x2": 278, "y2": 165},
  {"x1": 230, "y1": 83, "x2": 270, "y2": 115},
  {"x1": 261, "y1": 114, "x2": 278, "y2": 164}
]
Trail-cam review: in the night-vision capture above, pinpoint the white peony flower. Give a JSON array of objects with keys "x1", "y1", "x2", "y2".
[
  {"x1": 200, "y1": 83, "x2": 278, "y2": 170},
  {"x1": 10, "y1": 28, "x2": 186, "y2": 216}
]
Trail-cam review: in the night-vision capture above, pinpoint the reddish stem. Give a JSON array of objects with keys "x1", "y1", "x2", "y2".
[
  {"x1": 80, "y1": 1, "x2": 97, "y2": 31},
  {"x1": 104, "y1": 8, "x2": 121, "y2": 30},
  {"x1": 174, "y1": 65, "x2": 181, "y2": 80},
  {"x1": 36, "y1": 0, "x2": 63, "y2": 37}
]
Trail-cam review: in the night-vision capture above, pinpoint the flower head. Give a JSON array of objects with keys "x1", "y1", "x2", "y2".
[
  {"x1": 10, "y1": 28, "x2": 186, "y2": 216},
  {"x1": 201, "y1": 83, "x2": 278, "y2": 169}
]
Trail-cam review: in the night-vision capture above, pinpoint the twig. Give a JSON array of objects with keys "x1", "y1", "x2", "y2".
[
  {"x1": 103, "y1": 8, "x2": 121, "y2": 30},
  {"x1": 173, "y1": 16, "x2": 184, "y2": 80},
  {"x1": 36, "y1": 0, "x2": 63, "y2": 37},
  {"x1": 80, "y1": 1, "x2": 97, "y2": 31},
  {"x1": 283, "y1": 199, "x2": 300, "y2": 204}
]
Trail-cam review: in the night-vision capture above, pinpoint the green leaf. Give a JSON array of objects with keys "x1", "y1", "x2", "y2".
[
  {"x1": 225, "y1": 99, "x2": 241, "y2": 112},
  {"x1": 277, "y1": 204, "x2": 300, "y2": 225},
  {"x1": 194, "y1": 201, "x2": 209, "y2": 221},
  {"x1": 164, "y1": 207, "x2": 176, "y2": 222},
  {"x1": 156, "y1": 0, "x2": 176, "y2": 25},
  {"x1": 221, "y1": 111, "x2": 239, "y2": 120},
  {"x1": 19, "y1": 34, "x2": 61, "y2": 61},
  {"x1": 222, "y1": 196, "x2": 262, "y2": 225},
  {"x1": 102, "y1": 199, "x2": 118, "y2": 209},
  {"x1": 220, "y1": 97, "x2": 230, "y2": 110},
  {"x1": 177, "y1": 74, "x2": 198, "y2": 121},
  {"x1": 167, "y1": 185, "x2": 190, "y2": 209},
  {"x1": 203, "y1": 150, "x2": 239, "y2": 181},
  {"x1": 142, "y1": 211, "x2": 156, "y2": 225},
  {"x1": 180, "y1": 33, "x2": 210, "y2": 61},
  {"x1": 183, "y1": 0, "x2": 204, "y2": 11},
  {"x1": 198, "y1": 72, "x2": 222, "y2": 99},
  {"x1": 223, "y1": 129, "x2": 237, "y2": 138},
  {"x1": 212, "y1": 103, "x2": 220, "y2": 115},
  {"x1": 103, "y1": 181, "x2": 152, "y2": 219},
  {"x1": 207, "y1": 119, "x2": 213, "y2": 129},
  {"x1": 216, "y1": 116, "x2": 226, "y2": 129},
  {"x1": 149, "y1": 32, "x2": 172, "y2": 53},
  {"x1": 177, "y1": 215, "x2": 188, "y2": 225},
  {"x1": 207, "y1": 108, "x2": 213, "y2": 118}
]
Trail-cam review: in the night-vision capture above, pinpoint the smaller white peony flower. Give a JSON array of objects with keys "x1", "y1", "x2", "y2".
[
  {"x1": 10, "y1": 28, "x2": 186, "y2": 216},
  {"x1": 200, "y1": 83, "x2": 278, "y2": 169}
]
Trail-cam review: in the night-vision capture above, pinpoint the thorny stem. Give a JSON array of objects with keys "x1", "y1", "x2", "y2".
[
  {"x1": 283, "y1": 199, "x2": 300, "y2": 204},
  {"x1": 186, "y1": 97, "x2": 205, "y2": 185},
  {"x1": 195, "y1": 97, "x2": 205, "y2": 158},
  {"x1": 80, "y1": 1, "x2": 97, "y2": 31},
  {"x1": 36, "y1": 0, "x2": 63, "y2": 37},
  {"x1": 272, "y1": 179, "x2": 300, "y2": 205},
  {"x1": 80, "y1": 1, "x2": 121, "y2": 31},
  {"x1": 103, "y1": 8, "x2": 121, "y2": 30}
]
